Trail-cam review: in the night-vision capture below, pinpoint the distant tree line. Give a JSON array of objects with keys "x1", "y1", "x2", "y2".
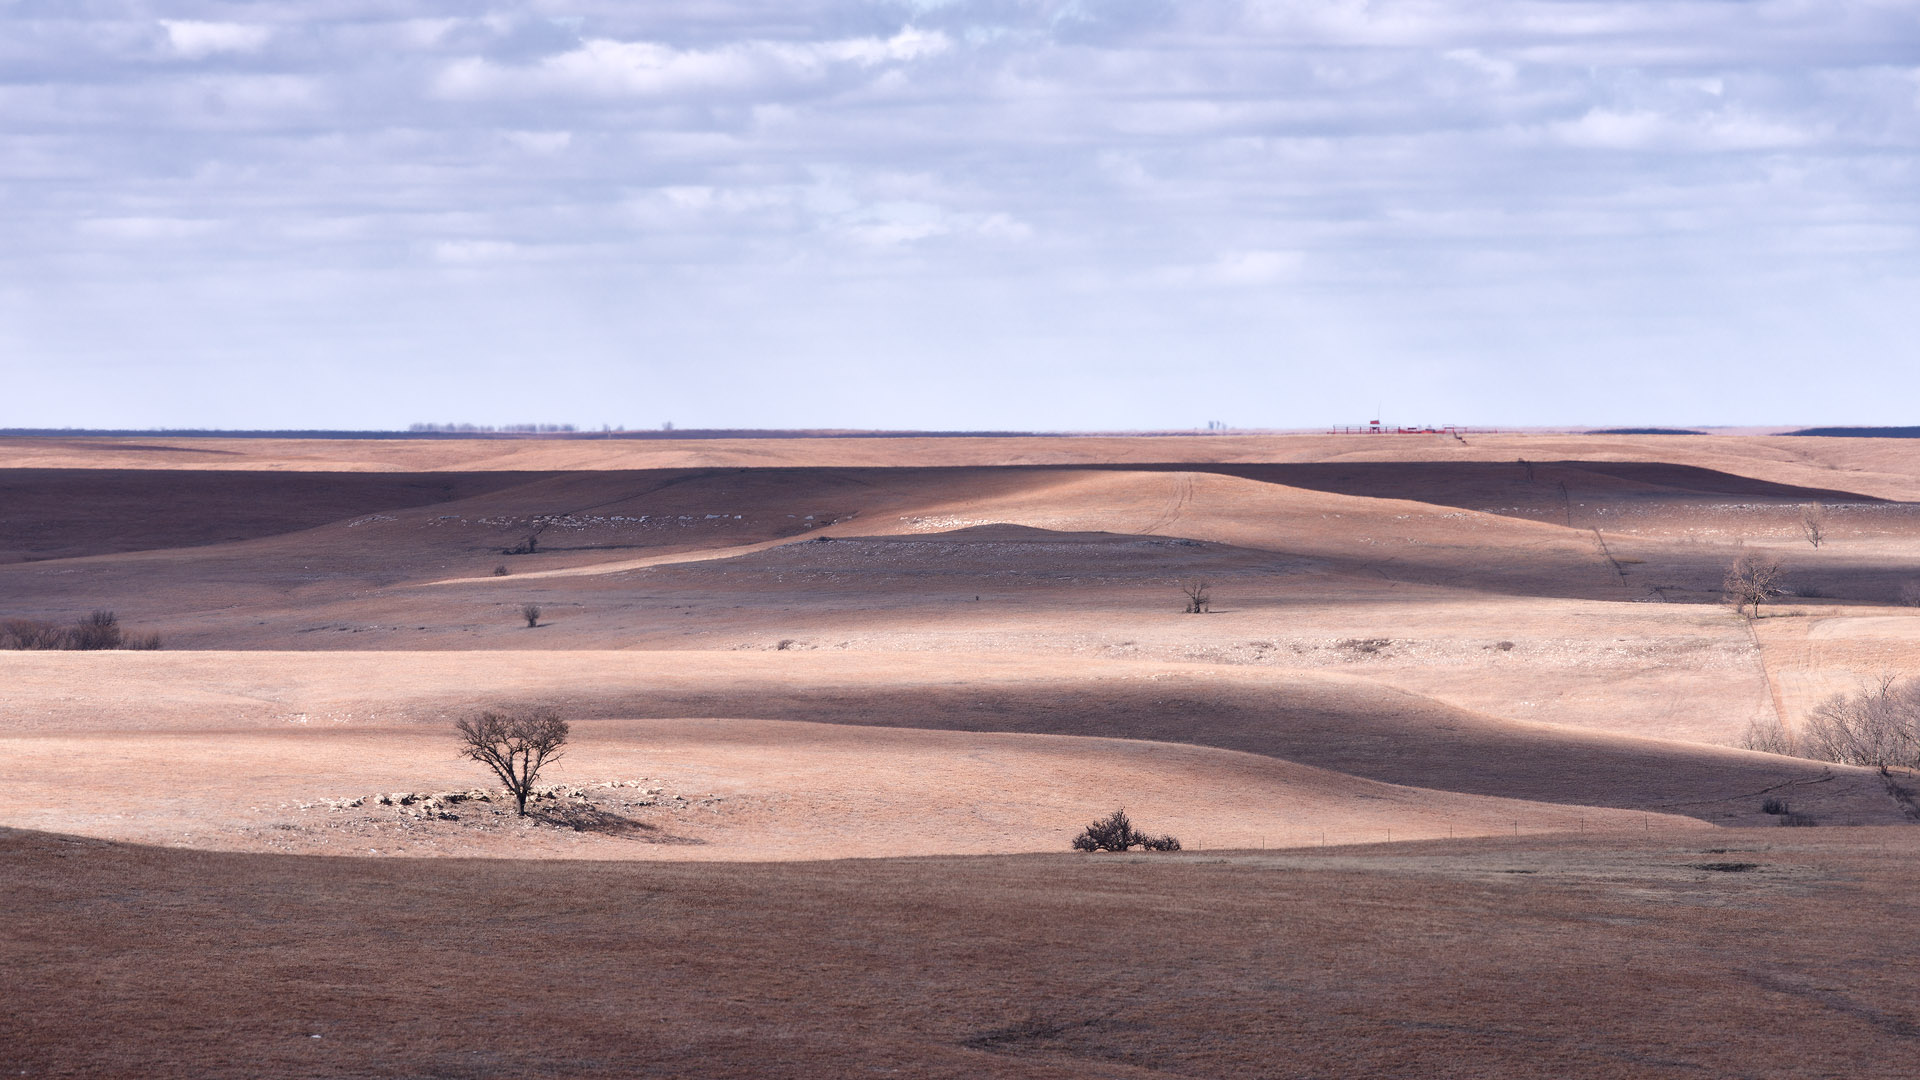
[
  {"x1": 1743, "y1": 675, "x2": 1920, "y2": 774},
  {"x1": 2, "y1": 611, "x2": 159, "y2": 650},
  {"x1": 409, "y1": 422, "x2": 579, "y2": 433}
]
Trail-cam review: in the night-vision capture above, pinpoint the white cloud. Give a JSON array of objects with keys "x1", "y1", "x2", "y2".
[
  {"x1": 1551, "y1": 108, "x2": 1815, "y2": 151},
  {"x1": 1156, "y1": 250, "x2": 1306, "y2": 287},
  {"x1": 276, "y1": 217, "x2": 370, "y2": 241},
  {"x1": 1213, "y1": 250, "x2": 1306, "y2": 284},
  {"x1": 1553, "y1": 109, "x2": 1670, "y2": 150},
  {"x1": 160, "y1": 21, "x2": 271, "y2": 59},
  {"x1": 504, "y1": 130, "x2": 572, "y2": 154},
  {"x1": 79, "y1": 217, "x2": 220, "y2": 240},
  {"x1": 7, "y1": 2, "x2": 1920, "y2": 429},
  {"x1": 435, "y1": 28, "x2": 950, "y2": 100},
  {"x1": 621, "y1": 184, "x2": 799, "y2": 229},
  {"x1": 1444, "y1": 48, "x2": 1518, "y2": 87},
  {"x1": 834, "y1": 200, "x2": 1032, "y2": 247},
  {"x1": 395, "y1": 18, "x2": 463, "y2": 48},
  {"x1": 844, "y1": 218, "x2": 947, "y2": 245},
  {"x1": 431, "y1": 239, "x2": 520, "y2": 263},
  {"x1": 972, "y1": 213, "x2": 1032, "y2": 241}
]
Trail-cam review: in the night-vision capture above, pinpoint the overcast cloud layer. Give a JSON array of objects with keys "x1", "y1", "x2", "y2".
[{"x1": 3, "y1": 1, "x2": 1917, "y2": 430}]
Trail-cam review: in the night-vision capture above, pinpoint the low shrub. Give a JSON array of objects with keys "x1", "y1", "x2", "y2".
[
  {"x1": 1760, "y1": 797, "x2": 1788, "y2": 815},
  {"x1": 2, "y1": 619, "x2": 66, "y2": 649},
  {"x1": 1071, "y1": 808, "x2": 1181, "y2": 853},
  {"x1": 1337, "y1": 638, "x2": 1392, "y2": 655},
  {"x1": 1072, "y1": 808, "x2": 1137, "y2": 852},
  {"x1": 0, "y1": 611, "x2": 159, "y2": 651},
  {"x1": 67, "y1": 610, "x2": 123, "y2": 650}
]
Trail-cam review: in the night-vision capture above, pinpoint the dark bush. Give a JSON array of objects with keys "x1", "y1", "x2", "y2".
[
  {"x1": 502, "y1": 524, "x2": 547, "y2": 556},
  {"x1": 521, "y1": 604, "x2": 542, "y2": 628},
  {"x1": 493, "y1": 564, "x2": 510, "y2": 577},
  {"x1": 1073, "y1": 808, "x2": 1136, "y2": 851},
  {"x1": 1, "y1": 619, "x2": 67, "y2": 649},
  {"x1": 1071, "y1": 808, "x2": 1180, "y2": 853},
  {"x1": 1760, "y1": 797, "x2": 1788, "y2": 815},
  {"x1": 67, "y1": 610, "x2": 124, "y2": 650},
  {"x1": 1778, "y1": 812, "x2": 1818, "y2": 827},
  {"x1": 2, "y1": 611, "x2": 158, "y2": 651}
]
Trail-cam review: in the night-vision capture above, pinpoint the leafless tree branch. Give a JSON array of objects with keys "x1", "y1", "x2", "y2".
[
  {"x1": 1180, "y1": 580, "x2": 1211, "y2": 614},
  {"x1": 1725, "y1": 550, "x2": 1786, "y2": 617},
  {"x1": 455, "y1": 707, "x2": 570, "y2": 815}
]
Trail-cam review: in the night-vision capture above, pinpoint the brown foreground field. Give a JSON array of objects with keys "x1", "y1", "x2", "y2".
[
  {"x1": 5, "y1": 432, "x2": 1920, "y2": 1076},
  {"x1": 10, "y1": 827, "x2": 1920, "y2": 1079}
]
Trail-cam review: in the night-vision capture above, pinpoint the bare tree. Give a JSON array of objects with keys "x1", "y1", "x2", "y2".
[
  {"x1": 455, "y1": 708, "x2": 570, "y2": 815},
  {"x1": 503, "y1": 519, "x2": 549, "y2": 556},
  {"x1": 521, "y1": 604, "x2": 541, "y2": 628},
  {"x1": 1799, "y1": 502, "x2": 1827, "y2": 549},
  {"x1": 1180, "y1": 580, "x2": 1211, "y2": 614},
  {"x1": 1517, "y1": 458, "x2": 1535, "y2": 483},
  {"x1": 1800, "y1": 675, "x2": 1920, "y2": 768},
  {"x1": 68, "y1": 610, "x2": 123, "y2": 650},
  {"x1": 1725, "y1": 550, "x2": 1786, "y2": 617},
  {"x1": 1738, "y1": 714, "x2": 1798, "y2": 756}
]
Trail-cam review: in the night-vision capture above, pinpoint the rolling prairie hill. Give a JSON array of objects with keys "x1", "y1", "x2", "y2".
[{"x1": 4, "y1": 432, "x2": 1919, "y2": 1077}]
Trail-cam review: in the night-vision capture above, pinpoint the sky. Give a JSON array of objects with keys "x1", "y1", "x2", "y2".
[{"x1": 2, "y1": 0, "x2": 1917, "y2": 432}]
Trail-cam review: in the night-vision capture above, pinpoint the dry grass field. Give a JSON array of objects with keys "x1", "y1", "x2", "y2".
[{"x1": 6, "y1": 431, "x2": 1920, "y2": 1076}]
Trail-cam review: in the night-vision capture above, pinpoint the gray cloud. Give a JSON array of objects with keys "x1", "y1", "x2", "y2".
[{"x1": 2, "y1": 0, "x2": 1917, "y2": 429}]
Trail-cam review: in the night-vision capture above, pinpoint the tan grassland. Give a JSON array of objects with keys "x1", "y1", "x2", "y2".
[{"x1": 5, "y1": 432, "x2": 1920, "y2": 1077}]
